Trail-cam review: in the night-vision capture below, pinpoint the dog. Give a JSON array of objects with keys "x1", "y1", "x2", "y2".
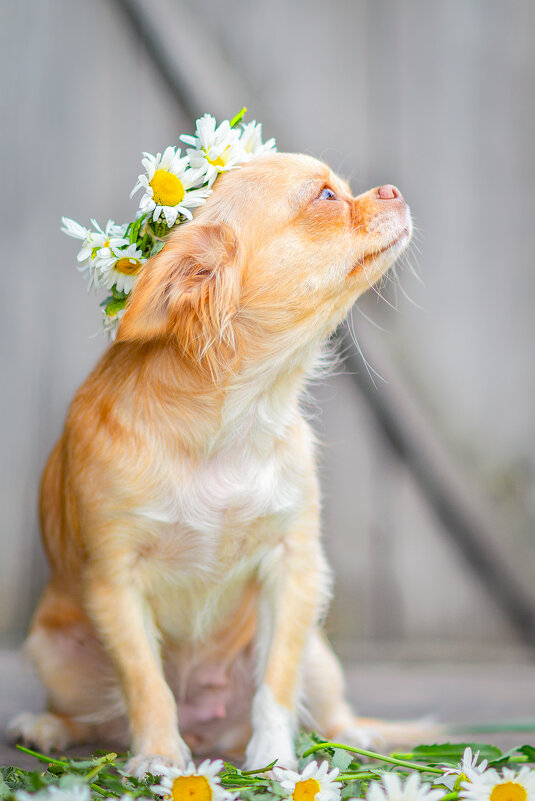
[{"x1": 9, "y1": 152, "x2": 416, "y2": 776}]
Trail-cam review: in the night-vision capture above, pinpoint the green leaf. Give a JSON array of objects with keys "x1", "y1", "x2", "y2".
[
  {"x1": 331, "y1": 748, "x2": 354, "y2": 772},
  {"x1": 128, "y1": 215, "x2": 146, "y2": 244},
  {"x1": 519, "y1": 745, "x2": 535, "y2": 762},
  {"x1": 102, "y1": 296, "x2": 127, "y2": 318},
  {"x1": 341, "y1": 779, "x2": 363, "y2": 799},
  {"x1": 488, "y1": 746, "x2": 528, "y2": 768},
  {"x1": 149, "y1": 240, "x2": 165, "y2": 257},
  {"x1": 408, "y1": 743, "x2": 503, "y2": 765},
  {"x1": 0, "y1": 774, "x2": 12, "y2": 799}
]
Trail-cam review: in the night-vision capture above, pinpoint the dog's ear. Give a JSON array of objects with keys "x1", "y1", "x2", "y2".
[{"x1": 116, "y1": 222, "x2": 240, "y2": 358}]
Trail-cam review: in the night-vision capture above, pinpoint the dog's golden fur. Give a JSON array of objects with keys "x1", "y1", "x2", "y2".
[{"x1": 10, "y1": 153, "x2": 422, "y2": 775}]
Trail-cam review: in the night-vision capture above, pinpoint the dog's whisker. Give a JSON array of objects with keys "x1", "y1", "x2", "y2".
[
  {"x1": 347, "y1": 311, "x2": 386, "y2": 389},
  {"x1": 353, "y1": 302, "x2": 390, "y2": 333}
]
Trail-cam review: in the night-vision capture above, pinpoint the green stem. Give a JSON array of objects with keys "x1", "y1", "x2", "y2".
[
  {"x1": 90, "y1": 783, "x2": 118, "y2": 797},
  {"x1": 230, "y1": 107, "x2": 247, "y2": 127},
  {"x1": 84, "y1": 752, "x2": 117, "y2": 781},
  {"x1": 301, "y1": 742, "x2": 444, "y2": 775},
  {"x1": 338, "y1": 772, "x2": 382, "y2": 781},
  {"x1": 15, "y1": 744, "x2": 68, "y2": 767},
  {"x1": 240, "y1": 760, "x2": 277, "y2": 775},
  {"x1": 223, "y1": 783, "x2": 266, "y2": 790},
  {"x1": 501, "y1": 755, "x2": 528, "y2": 763}
]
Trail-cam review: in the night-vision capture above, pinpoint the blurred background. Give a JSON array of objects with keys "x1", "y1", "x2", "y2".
[{"x1": 2, "y1": 0, "x2": 535, "y2": 671}]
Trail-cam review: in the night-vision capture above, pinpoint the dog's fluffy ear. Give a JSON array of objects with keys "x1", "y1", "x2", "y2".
[{"x1": 116, "y1": 222, "x2": 240, "y2": 358}]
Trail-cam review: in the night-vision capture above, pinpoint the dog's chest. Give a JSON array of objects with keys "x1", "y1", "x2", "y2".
[
  {"x1": 131, "y1": 411, "x2": 314, "y2": 641},
  {"x1": 138, "y1": 421, "x2": 311, "y2": 565},
  {"x1": 177, "y1": 445, "x2": 303, "y2": 535}
]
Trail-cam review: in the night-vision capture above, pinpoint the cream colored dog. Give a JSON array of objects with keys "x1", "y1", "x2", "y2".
[{"x1": 9, "y1": 153, "x2": 414, "y2": 776}]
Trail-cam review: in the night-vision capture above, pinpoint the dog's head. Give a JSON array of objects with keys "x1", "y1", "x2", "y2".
[{"x1": 116, "y1": 153, "x2": 411, "y2": 373}]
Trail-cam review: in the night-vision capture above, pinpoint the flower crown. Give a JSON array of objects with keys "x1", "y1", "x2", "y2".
[{"x1": 61, "y1": 109, "x2": 277, "y2": 335}]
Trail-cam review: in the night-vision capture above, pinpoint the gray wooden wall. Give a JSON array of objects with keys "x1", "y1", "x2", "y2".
[{"x1": 1, "y1": 0, "x2": 534, "y2": 659}]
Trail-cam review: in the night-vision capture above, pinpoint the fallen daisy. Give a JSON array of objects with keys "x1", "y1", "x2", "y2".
[
  {"x1": 366, "y1": 773, "x2": 444, "y2": 801},
  {"x1": 436, "y1": 746, "x2": 489, "y2": 791},
  {"x1": 272, "y1": 760, "x2": 342, "y2": 801},
  {"x1": 15, "y1": 785, "x2": 91, "y2": 801},
  {"x1": 460, "y1": 766, "x2": 535, "y2": 801},
  {"x1": 150, "y1": 758, "x2": 236, "y2": 801}
]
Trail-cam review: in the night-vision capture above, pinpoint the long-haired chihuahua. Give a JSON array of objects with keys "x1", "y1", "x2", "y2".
[{"x1": 9, "y1": 153, "x2": 418, "y2": 776}]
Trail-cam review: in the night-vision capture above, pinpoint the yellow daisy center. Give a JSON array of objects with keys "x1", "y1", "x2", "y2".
[
  {"x1": 92, "y1": 239, "x2": 109, "y2": 259},
  {"x1": 490, "y1": 782, "x2": 527, "y2": 801},
  {"x1": 171, "y1": 775, "x2": 212, "y2": 801},
  {"x1": 292, "y1": 778, "x2": 321, "y2": 801},
  {"x1": 206, "y1": 146, "x2": 230, "y2": 168},
  {"x1": 114, "y1": 256, "x2": 143, "y2": 275},
  {"x1": 150, "y1": 169, "x2": 185, "y2": 207}
]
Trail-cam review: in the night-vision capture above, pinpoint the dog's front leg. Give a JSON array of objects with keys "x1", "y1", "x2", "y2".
[
  {"x1": 245, "y1": 517, "x2": 330, "y2": 771},
  {"x1": 85, "y1": 569, "x2": 191, "y2": 777}
]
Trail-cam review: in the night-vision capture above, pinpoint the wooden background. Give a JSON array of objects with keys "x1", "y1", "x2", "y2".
[{"x1": 1, "y1": 0, "x2": 535, "y2": 661}]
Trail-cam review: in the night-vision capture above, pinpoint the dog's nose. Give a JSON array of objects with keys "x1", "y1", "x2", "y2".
[{"x1": 377, "y1": 184, "x2": 402, "y2": 200}]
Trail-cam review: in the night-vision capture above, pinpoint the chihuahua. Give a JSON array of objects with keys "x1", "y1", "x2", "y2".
[{"x1": 9, "y1": 153, "x2": 415, "y2": 776}]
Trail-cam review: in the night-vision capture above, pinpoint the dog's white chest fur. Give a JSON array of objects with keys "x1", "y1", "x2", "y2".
[
  {"x1": 147, "y1": 438, "x2": 302, "y2": 531},
  {"x1": 142, "y1": 393, "x2": 311, "y2": 535},
  {"x1": 133, "y1": 407, "x2": 313, "y2": 638}
]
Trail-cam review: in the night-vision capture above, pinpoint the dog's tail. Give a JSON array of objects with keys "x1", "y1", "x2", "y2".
[
  {"x1": 330, "y1": 716, "x2": 445, "y2": 752},
  {"x1": 331, "y1": 717, "x2": 535, "y2": 752}
]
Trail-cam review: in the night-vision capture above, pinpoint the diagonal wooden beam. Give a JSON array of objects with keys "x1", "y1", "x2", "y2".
[{"x1": 110, "y1": 0, "x2": 535, "y2": 648}]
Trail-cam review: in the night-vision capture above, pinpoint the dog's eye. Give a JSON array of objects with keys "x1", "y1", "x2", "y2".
[{"x1": 318, "y1": 187, "x2": 337, "y2": 201}]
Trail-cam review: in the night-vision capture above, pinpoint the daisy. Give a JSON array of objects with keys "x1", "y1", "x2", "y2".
[
  {"x1": 180, "y1": 113, "x2": 246, "y2": 186},
  {"x1": 97, "y1": 242, "x2": 146, "y2": 294},
  {"x1": 61, "y1": 217, "x2": 129, "y2": 288},
  {"x1": 15, "y1": 784, "x2": 91, "y2": 801},
  {"x1": 366, "y1": 773, "x2": 444, "y2": 801},
  {"x1": 460, "y1": 766, "x2": 535, "y2": 801},
  {"x1": 436, "y1": 747, "x2": 489, "y2": 791},
  {"x1": 131, "y1": 146, "x2": 211, "y2": 227},
  {"x1": 272, "y1": 760, "x2": 342, "y2": 801},
  {"x1": 239, "y1": 120, "x2": 277, "y2": 157},
  {"x1": 150, "y1": 758, "x2": 236, "y2": 801}
]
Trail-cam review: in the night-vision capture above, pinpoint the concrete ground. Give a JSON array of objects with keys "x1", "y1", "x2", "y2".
[{"x1": 1, "y1": 649, "x2": 534, "y2": 770}]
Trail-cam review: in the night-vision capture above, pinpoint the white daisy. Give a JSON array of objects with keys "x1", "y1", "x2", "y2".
[
  {"x1": 16, "y1": 784, "x2": 91, "y2": 801},
  {"x1": 436, "y1": 747, "x2": 489, "y2": 791},
  {"x1": 272, "y1": 760, "x2": 342, "y2": 801},
  {"x1": 366, "y1": 772, "x2": 444, "y2": 801},
  {"x1": 61, "y1": 217, "x2": 129, "y2": 288},
  {"x1": 61, "y1": 216, "x2": 90, "y2": 252},
  {"x1": 150, "y1": 758, "x2": 236, "y2": 801},
  {"x1": 460, "y1": 766, "x2": 535, "y2": 801},
  {"x1": 239, "y1": 120, "x2": 277, "y2": 157},
  {"x1": 97, "y1": 242, "x2": 146, "y2": 294},
  {"x1": 131, "y1": 146, "x2": 211, "y2": 227},
  {"x1": 181, "y1": 113, "x2": 246, "y2": 186}
]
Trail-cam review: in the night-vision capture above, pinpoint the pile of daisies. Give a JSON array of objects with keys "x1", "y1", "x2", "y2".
[
  {"x1": 5, "y1": 739, "x2": 535, "y2": 801},
  {"x1": 61, "y1": 109, "x2": 276, "y2": 335}
]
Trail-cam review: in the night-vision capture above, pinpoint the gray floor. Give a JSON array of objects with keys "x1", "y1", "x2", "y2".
[{"x1": 1, "y1": 649, "x2": 534, "y2": 770}]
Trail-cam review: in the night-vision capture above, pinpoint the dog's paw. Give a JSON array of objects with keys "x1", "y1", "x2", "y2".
[
  {"x1": 244, "y1": 729, "x2": 297, "y2": 772},
  {"x1": 245, "y1": 685, "x2": 297, "y2": 772},
  {"x1": 124, "y1": 747, "x2": 192, "y2": 780},
  {"x1": 7, "y1": 712, "x2": 72, "y2": 753}
]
